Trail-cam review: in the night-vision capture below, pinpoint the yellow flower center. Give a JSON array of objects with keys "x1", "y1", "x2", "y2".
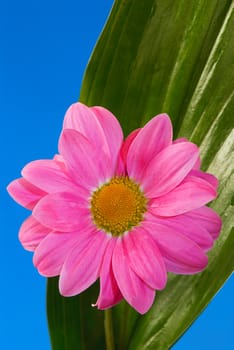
[{"x1": 91, "y1": 177, "x2": 147, "y2": 236}]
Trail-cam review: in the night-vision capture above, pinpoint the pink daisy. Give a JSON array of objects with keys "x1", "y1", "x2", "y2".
[{"x1": 7, "y1": 103, "x2": 222, "y2": 314}]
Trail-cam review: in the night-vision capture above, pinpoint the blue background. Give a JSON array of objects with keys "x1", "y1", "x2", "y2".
[{"x1": 1, "y1": 1, "x2": 233, "y2": 349}]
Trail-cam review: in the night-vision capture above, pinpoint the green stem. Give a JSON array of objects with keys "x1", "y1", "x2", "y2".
[
  {"x1": 104, "y1": 309, "x2": 115, "y2": 350},
  {"x1": 119, "y1": 302, "x2": 130, "y2": 350}
]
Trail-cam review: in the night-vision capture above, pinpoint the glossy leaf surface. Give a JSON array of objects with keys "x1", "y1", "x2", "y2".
[{"x1": 48, "y1": 0, "x2": 234, "y2": 348}]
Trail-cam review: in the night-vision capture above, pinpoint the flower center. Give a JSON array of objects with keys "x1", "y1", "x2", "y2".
[{"x1": 90, "y1": 177, "x2": 147, "y2": 236}]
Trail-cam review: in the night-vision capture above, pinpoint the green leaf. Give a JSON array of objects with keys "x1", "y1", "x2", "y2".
[
  {"x1": 47, "y1": 0, "x2": 234, "y2": 348},
  {"x1": 47, "y1": 278, "x2": 105, "y2": 349}
]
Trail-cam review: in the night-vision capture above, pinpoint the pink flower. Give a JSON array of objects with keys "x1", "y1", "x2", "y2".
[{"x1": 7, "y1": 103, "x2": 222, "y2": 314}]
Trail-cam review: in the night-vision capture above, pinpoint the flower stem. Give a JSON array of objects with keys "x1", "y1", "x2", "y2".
[{"x1": 104, "y1": 309, "x2": 115, "y2": 350}]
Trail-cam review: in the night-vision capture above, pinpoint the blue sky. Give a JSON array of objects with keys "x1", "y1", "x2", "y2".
[{"x1": 1, "y1": 1, "x2": 233, "y2": 349}]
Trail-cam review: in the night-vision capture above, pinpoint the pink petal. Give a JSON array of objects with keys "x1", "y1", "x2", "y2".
[
  {"x1": 193, "y1": 156, "x2": 201, "y2": 170},
  {"x1": 22, "y1": 159, "x2": 87, "y2": 197},
  {"x1": 7, "y1": 178, "x2": 46, "y2": 210},
  {"x1": 116, "y1": 129, "x2": 141, "y2": 175},
  {"x1": 149, "y1": 214, "x2": 213, "y2": 251},
  {"x1": 19, "y1": 216, "x2": 51, "y2": 251},
  {"x1": 124, "y1": 228, "x2": 167, "y2": 290},
  {"x1": 189, "y1": 169, "x2": 218, "y2": 190},
  {"x1": 127, "y1": 114, "x2": 172, "y2": 181},
  {"x1": 91, "y1": 106, "x2": 123, "y2": 170},
  {"x1": 33, "y1": 230, "x2": 92, "y2": 277},
  {"x1": 121, "y1": 129, "x2": 141, "y2": 165},
  {"x1": 112, "y1": 237, "x2": 155, "y2": 314},
  {"x1": 53, "y1": 154, "x2": 65, "y2": 164},
  {"x1": 144, "y1": 219, "x2": 208, "y2": 274},
  {"x1": 59, "y1": 230, "x2": 109, "y2": 296},
  {"x1": 53, "y1": 154, "x2": 67, "y2": 172},
  {"x1": 173, "y1": 137, "x2": 188, "y2": 144},
  {"x1": 115, "y1": 155, "x2": 126, "y2": 176},
  {"x1": 173, "y1": 138, "x2": 201, "y2": 169},
  {"x1": 150, "y1": 175, "x2": 216, "y2": 216},
  {"x1": 33, "y1": 192, "x2": 90, "y2": 231},
  {"x1": 95, "y1": 238, "x2": 123, "y2": 310},
  {"x1": 142, "y1": 142, "x2": 199, "y2": 198},
  {"x1": 59, "y1": 129, "x2": 111, "y2": 190},
  {"x1": 63, "y1": 103, "x2": 110, "y2": 154},
  {"x1": 186, "y1": 206, "x2": 222, "y2": 239},
  {"x1": 63, "y1": 103, "x2": 122, "y2": 175}
]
